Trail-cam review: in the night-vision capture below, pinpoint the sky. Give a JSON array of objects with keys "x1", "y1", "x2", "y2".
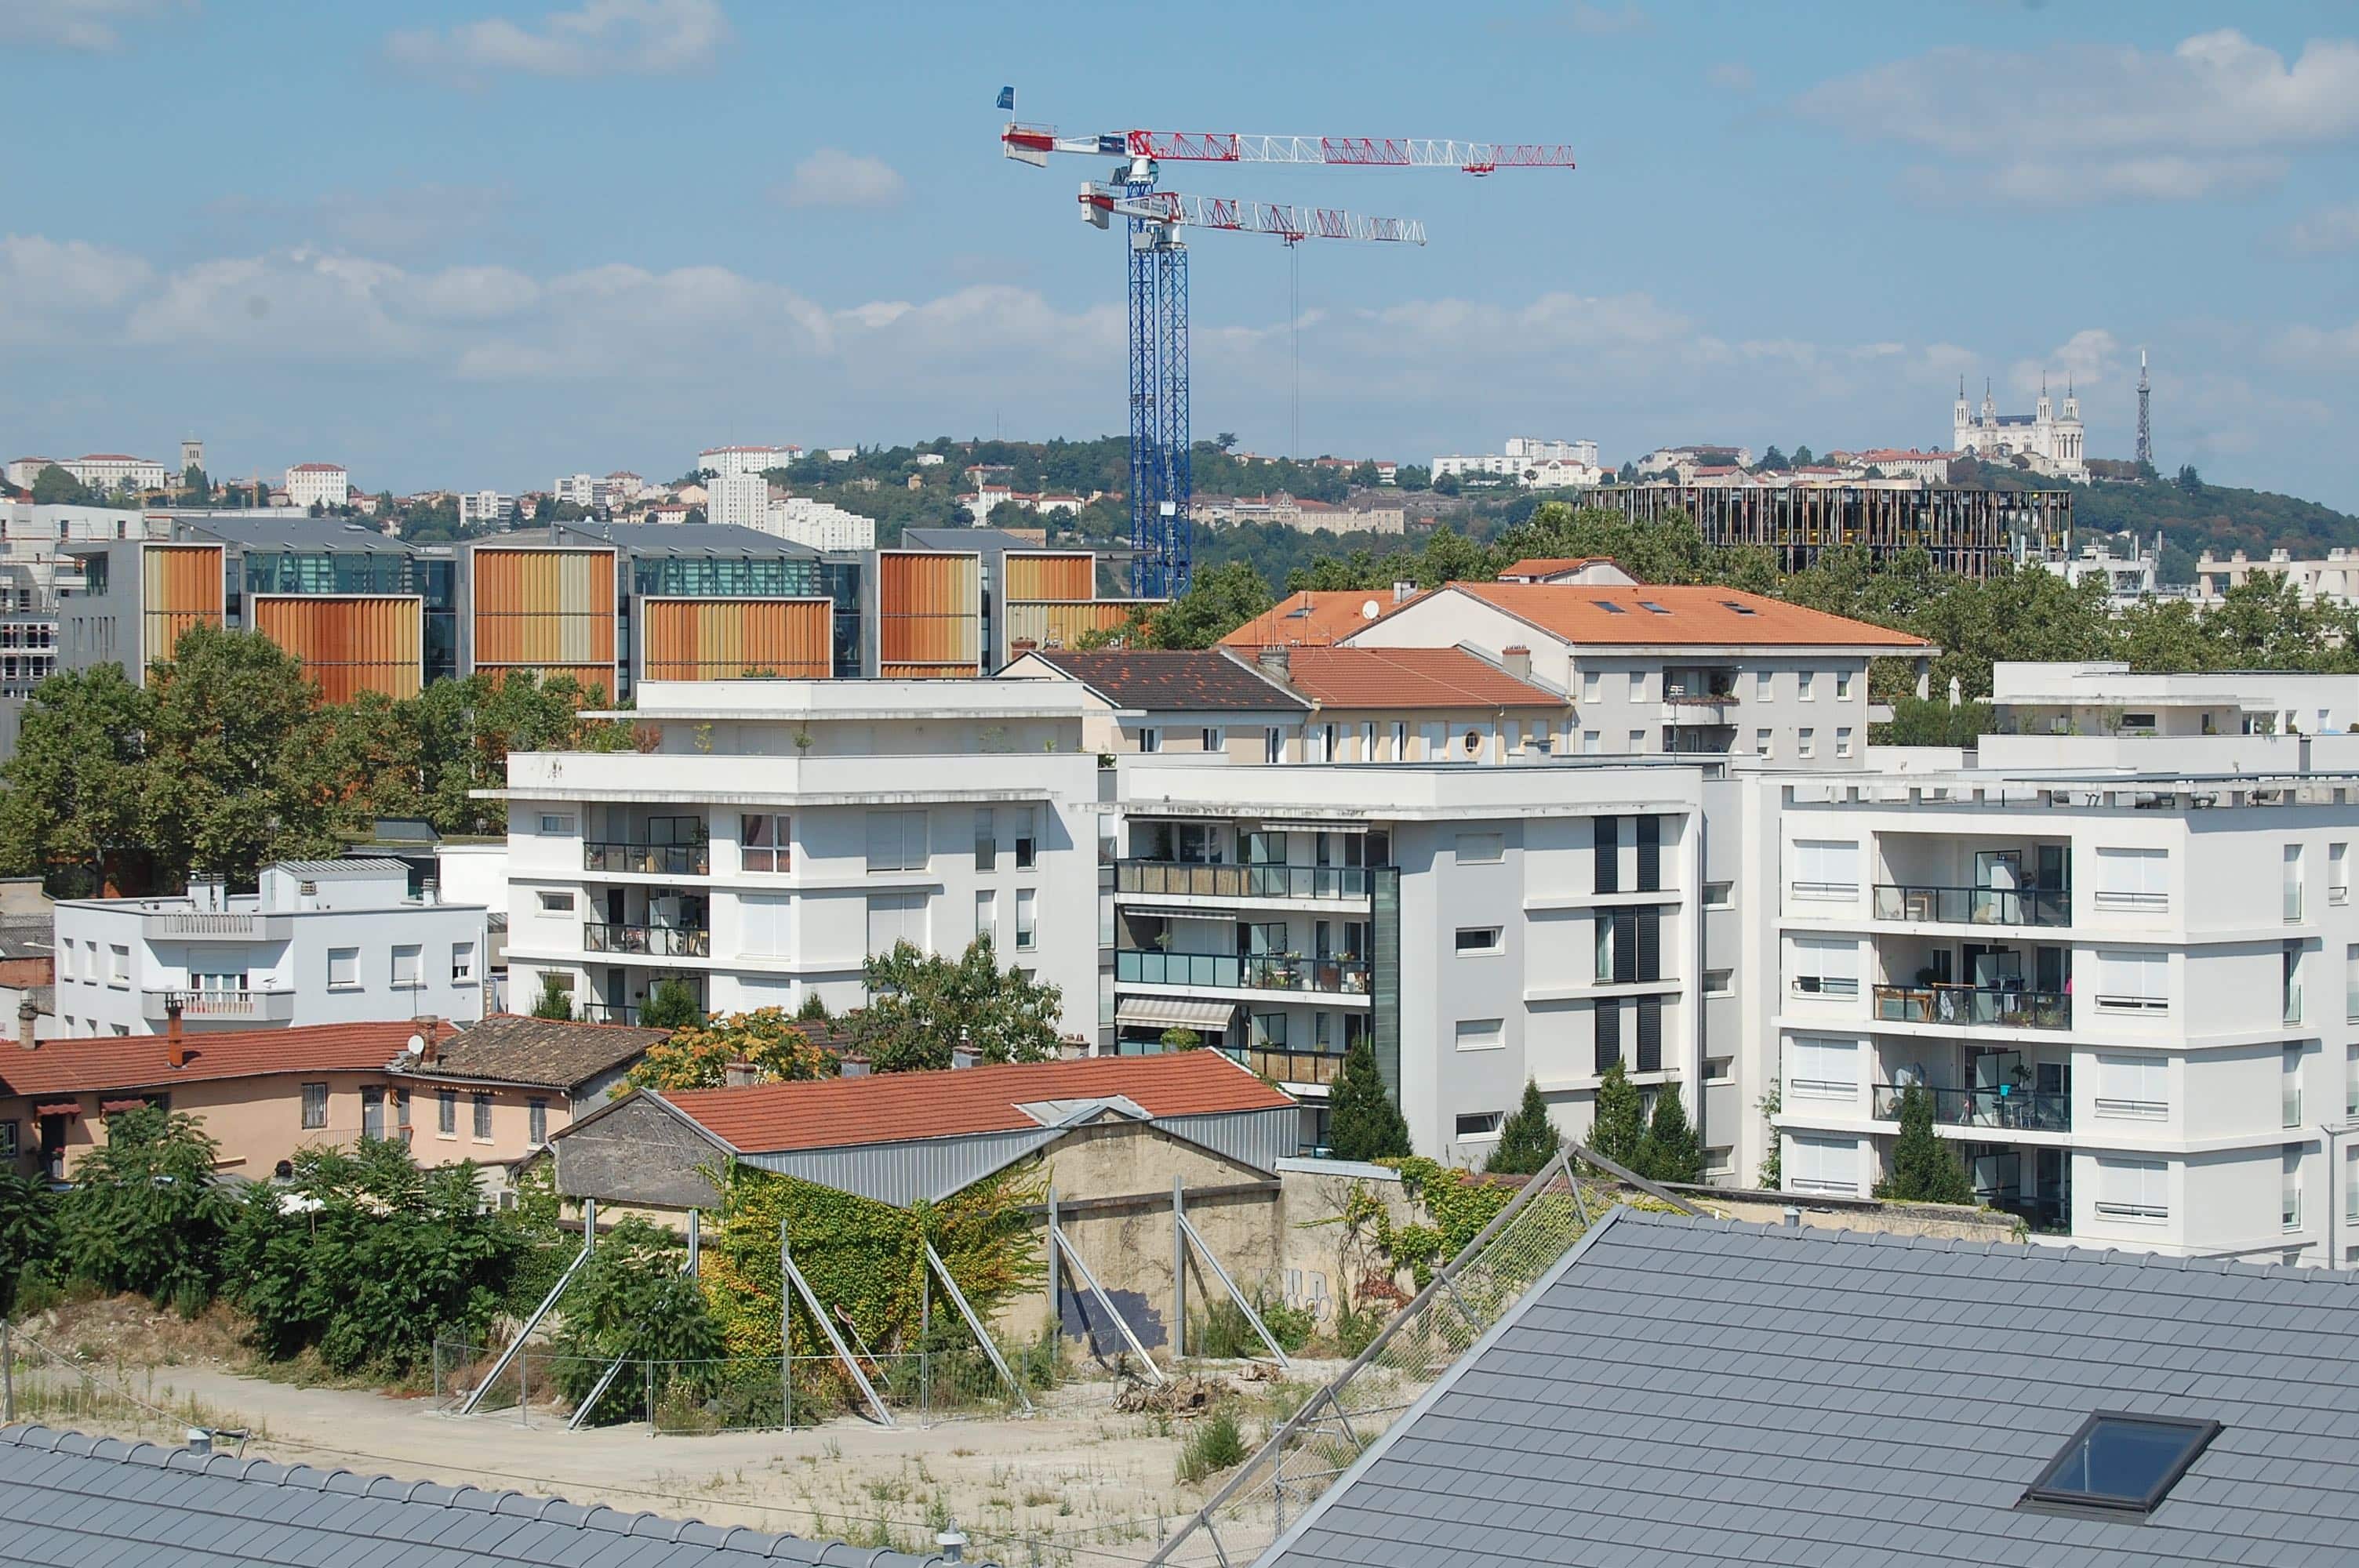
[{"x1": 4, "y1": 1, "x2": 2357, "y2": 509}]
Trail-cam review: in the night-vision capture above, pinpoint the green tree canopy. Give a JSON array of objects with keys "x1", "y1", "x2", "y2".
[
  {"x1": 623, "y1": 1007, "x2": 834, "y2": 1091},
  {"x1": 1484, "y1": 1080, "x2": 1561, "y2": 1175},
  {"x1": 1587, "y1": 1061, "x2": 1645, "y2": 1169},
  {"x1": 1635, "y1": 1086, "x2": 1704, "y2": 1185},
  {"x1": 850, "y1": 937, "x2": 1063, "y2": 1073},
  {"x1": 1146, "y1": 560, "x2": 1274, "y2": 649},
  {"x1": 531, "y1": 971, "x2": 575, "y2": 1020},
  {"x1": 56, "y1": 1106, "x2": 236, "y2": 1315},
  {"x1": 0, "y1": 1168, "x2": 55, "y2": 1316},
  {"x1": 635, "y1": 975, "x2": 704, "y2": 1031},
  {"x1": 1326, "y1": 1038, "x2": 1410, "y2": 1162},
  {"x1": 1874, "y1": 1084, "x2": 1976, "y2": 1205},
  {"x1": 0, "y1": 662, "x2": 152, "y2": 895}
]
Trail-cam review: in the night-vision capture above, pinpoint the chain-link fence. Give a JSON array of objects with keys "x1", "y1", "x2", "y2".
[
  {"x1": 433, "y1": 1333, "x2": 1060, "y2": 1433},
  {"x1": 0, "y1": 1322, "x2": 258, "y2": 1452},
  {"x1": 1147, "y1": 1151, "x2": 1679, "y2": 1566}
]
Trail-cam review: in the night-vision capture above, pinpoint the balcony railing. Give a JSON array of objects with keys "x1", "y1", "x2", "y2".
[
  {"x1": 1871, "y1": 983, "x2": 2070, "y2": 1030},
  {"x1": 1115, "y1": 860, "x2": 1375, "y2": 902},
  {"x1": 584, "y1": 841, "x2": 710, "y2": 877},
  {"x1": 1117, "y1": 949, "x2": 1372, "y2": 996},
  {"x1": 141, "y1": 987, "x2": 296, "y2": 1022},
  {"x1": 158, "y1": 912, "x2": 291, "y2": 940},
  {"x1": 583, "y1": 923, "x2": 711, "y2": 957},
  {"x1": 1871, "y1": 882, "x2": 2070, "y2": 927},
  {"x1": 577, "y1": 1004, "x2": 642, "y2": 1025},
  {"x1": 1872, "y1": 1081, "x2": 2071, "y2": 1133},
  {"x1": 1219, "y1": 1044, "x2": 1348, "y2": 1087}
]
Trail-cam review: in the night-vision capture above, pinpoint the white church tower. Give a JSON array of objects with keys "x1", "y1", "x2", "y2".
[{"x1": 1948, "y1": 373, "x2": 2086, "y2": 478}]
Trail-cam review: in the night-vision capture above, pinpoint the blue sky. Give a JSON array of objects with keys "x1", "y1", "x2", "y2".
[{"x1": 5, "y1": 1, "x2": 2357, "y2": 509}]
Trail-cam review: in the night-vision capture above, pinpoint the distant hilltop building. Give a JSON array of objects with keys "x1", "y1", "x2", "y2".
[
  {"x1": 1953, "y1": 377, "x2": 2085, "y2": 479},
  {"x1": 1433, "y1": 436, "x2": 1603, "y2": 488}
]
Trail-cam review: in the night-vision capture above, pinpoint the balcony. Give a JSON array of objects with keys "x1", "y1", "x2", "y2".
[
  {"x1": 157, "y1": 912, "x2": 292, "y2": 942},
  {"x1": 1116, "y1": 949, "x2": 1371, "y2": 996},
  {"x1": 1218, "y1": 1044, "x2": 1347, "y2": 1087},
  {"x1": 583, "y1": 923, "x2": 711, "y2": 958},
  {"x1": 584, "y1": 841, "x2": 710, "y2": 877},
  {"x1": 1659, "y1": 694, "x2": 1738, "y2": 724},
  {"x1": 1115, "y1": 860, "x2": 1374, "y2": 902},
  {"x1": 1871, "y1": 882, "x2": 2070, "y2": 928},
  {"x1": 1873, "y1": 1082, "x2": 2071, "y2": 1133},
  {"x1": 141, "y1": 988, "x2": 296, "y2": 1023},
  {"x1": 1871, "y1": 983, "x2": 2069, "y2": 1031}
]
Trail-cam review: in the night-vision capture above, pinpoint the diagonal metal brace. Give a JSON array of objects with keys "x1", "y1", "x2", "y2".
[
  {"x1": 781, "y1": 1249, "x2": 895, "y2": 1425},
  {"x1": 925, "y1": 1242, "x2": 1034, "y2": 1414},
  {"x1": 1051, "y1": 1222, "x2": 1165, "y2": 1383},
  {"x1": 1175, "y1": 1211, "x2": 1290, "y2": 1369},
  {"x1": 460, "y1": 1200, "x2": 596, "y2": 1417}
]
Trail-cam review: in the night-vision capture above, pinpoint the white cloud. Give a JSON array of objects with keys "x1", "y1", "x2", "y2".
[
  {"x1": 387, "y1": 0, "x2": 728, "y2": 79},
  {"x1": 1796, "y1": 29, "x2": 2359, "y2": 203},
  {"x1": 1707, "y1": 61, "x2": 1754, "y2": 93},
  {"x1": 0, "y1": 235, "x2": 154, "y2": 342},
  {"x1": 0, "y1": 0, "x2": 186, "y2": 52},
  {"x1": 2006, "y1": 328, "x2": 2120, "y2": 400},
  {"x1": 775, "y1": 150, "x2": 907, "y2": 211},
  {"x1": 2272, "y1": 321, "x2": 2359, "y2": 363},
  {"x1": 2285, "y1": 201, "x2": 2359, "y2": 256}
]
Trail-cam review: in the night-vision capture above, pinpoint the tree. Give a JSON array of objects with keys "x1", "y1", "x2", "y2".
[
  {"x1": 0, "y1": 662, "x2": 153, "y2": 895},
  {"x1": 795, "y1": 989, "x2": 832, "y2": 1022},
  {"x1": 2175, "y1": 463, "x2": 2204, "y2": 494},
  {"x1": 30, "y1": 464, "x2": 92, "y2": 505},
  {"x1": 0, "y1": 1169, "x2": 54, "y2": 1316},
  {"x1": 531, "y1": 971, "x2": 575, "y2": 1020},
  {"x1": 55, "y1": 1107, "x2": 235, "y2": 1315},
  {"x1": 1791, "y1": 445, "x2": 1815, "y2": 467},
  {"x1": 1587, "y1": 1061, "x2": 1645, "y2": 1168},
  {"x1": 1326, "y1": 1038, "x2": 1410, "y2": 1162},
  {"x1": 851, "y1": 937, "x2": 1063, "y2": 1073},
  {"x1": 1214, "y1": 431, "x2": 1238, "y2": 452},
  {"x1": 1877, "y1": 697, "x2": 1995, "y2": 748},
  {"x1": 623, "y1": 1007, "x2": 834, "y2": 1091},
  {"x1": 1484, "y1": 1080, "x2": 1560, "y2": 1174},
  {"x1": 1757, "y1": 446, "x2": 1787, "y2": 472},
  {"x1": 1635, "y1": 1086, "x2": 1704, "y2": 1184},
  {"x1": 1145, "y1": 560, "x2": 1274, "y2": 649},
  {"x1": 180, "y1": 463, "x2": 210, "y2": 500},
  {"x1": 636, "y1": 975, "x2": 703, "y2": 1031},
  {"x1": 546, "y1": 1218, "x2": 718, "y2": 1423},
  {"x1": 1351, "y1": 460, "x2": 1380, "y2": 488},
  {"x1": 1158, "y1": 1025, "x2": 1203, "y2": 1053},
  {"x1": 1874, "y1": 1084, "x2": 1976, "y2": 1205}
]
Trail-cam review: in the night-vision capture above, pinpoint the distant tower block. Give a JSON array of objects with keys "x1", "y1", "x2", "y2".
[
  {"x1": 180, "y1": 437, "x2": 204, "y2": 473},
  {"x1": 2135, "y1": 350, "x2": 2151, "y2": 467}
]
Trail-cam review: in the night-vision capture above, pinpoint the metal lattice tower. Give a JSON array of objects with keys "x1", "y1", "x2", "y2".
[
  {"x1": 2136, "y1": 348, "x2": 2152, "y2": 466},
  {"x1": 1125, "y1": 178, "x2": 1193, "y2": 597}
]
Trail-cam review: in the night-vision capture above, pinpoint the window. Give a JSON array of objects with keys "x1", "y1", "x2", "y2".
[
  {"x1": 1454, "y1": 1112, "x2": 1503, "y2": 1139},
  {"x1": 974, "y1": 808, "x2": 996, "y2": 871},
  {"x1": 327, "y1": 947, "x2": 359, "y2": 989},
  {"x1": 2022, "y1": 1414, "x2": 2220, "y2": 1516},
  {"x1": 1627, "y1": 729, "x2": 1645, "y2": 754},
  {"x1": 1703, "y1": 1056, "x2": 1733, "y2": 1083},
  {"x1": 1788, "y1": 1135, "x2": 1860, "y2": 1195},
  {"x1": 1703, "y1": 880, "x2": 1733, "y2": 909},
  {"x1": 2093, "y1": 1156, "x2": 2168, "y2": 1221},
  {"x1": 1137, "y1": 727, "x2": 1160, "y2": 754},
  {"x1": 1582, "y1": 730, "x2": 1600, "y2": 755},
  {"x1": 1834, "y1": 727, "x2": 1853, "y2": 759},
  {"x1": 1754, "y1": 670, "x2": 1773, "y2": 700},
  {"x1": 1703, "y1": 967, "x2": 1733, "y2": 996},
  {"x1": 438, "y1": 1089, "x2": 456, "y2": 1137},
  {"x1": 1787, "y1": 1036, "x2": 1859, "y2": 1098},
  {"x1": 1790, "y1": 936, "x2": 1859, "y2": 998},
  {"x1": 471, "y1": 1091, "x2": 493, "y2": 1141},
  {"x1": 2093, "y1": 1054, "x2": 2167, "y2": 1120},
  {"x1": 1456, "y1": 832, "x2": 1503, "y2": 864},
  {"x1": 1790, "y1": 839, "x2": 1860, "y2": 898},
  {"x1": 2348, "y1": 943, "x2": 2359, "y2": 1022},
  {"x1": 0, "y1": 1122, "x2": 15, "y2": 1160},
  {"x1": 1264, "y1": 727, "x2": 1283, "y2": 764},
  {"x1": 1455, "y1": 1018, "x2": 1504, "y2": 1051},
  {"x1": 864, "y1": 810, "x2": 928, "y2": 873},
  {"x1": 1594, "y1": 1000, "x2": 1621, "y2": 1071},
  {"x1": 2092, "y1": 848, "x2": 2168, "y2": 911},
  {"x1": 2284, "y1": 942, "x2": 2303, "y2": 1025},
  {"x1": 1014, "y1": 812, "x2": 1036, "y2": 869},
  {"x1": 1704, "y1": 1145, "x2": 1734, "y2": 1178},
  {"x1": 1390, "y1": 721, "x2": 1407, "y2": 759},
  {"x1": 1580, "y1": 671, "x2": 1601, "y2": 704},
  {"x1": 1797, "y1": 728, "x2": 1816, "y2": 759},
  {"x1": 300, "y1": 1083, "x2": 328, "y2": 1131},
  {"x1": 540, "y1": 812, "x2": 576, "y2": 834},
  {"x1": 1797, "y1": 672, "x2": 1816, "y2": 702},
  {"x1": 2282, "y1": 1148, "x2": 2303, "y2": 1229},
  {"x1": 529, "y1": 1098, "x2": 549, "y2": 1147},
  {"x1": 1016, "y1": 888, "x2": 1037, "y2": 952},
  {"x1": 741, "y1": 813, "x2": 791, "y2": 873},
  {"x1": 741, "y1": 893, "x2": 792, "y2": 956},
  {"x1": 866, "y1": 891, "x2": 927, "y2": 954},
  {"x1": 1834, "y1": 671, "x2": 1852, "y2": 700},
  {"x1": 1455, "y1": 927, "x2": 1503, "y2": 955},
  {"x1": 974, "y1": 888, "x2": 997, "y2": 946},
  {"x1": 2332, "y1": 842, "x2": 2349, "y2": 905},
  {"x1": 1361, "y1": 722, "x2": 1377, "y2": 760},
  {"x1": 107, "y1": 944, "x2": 128, "y2": 989},
  {"x1": 1627, "y1": 671, "x2": 1645, "y2": 701},
  {"x1": 391, "y1": 945, "x2": 422, "y2": 988},
  {"x1": 2092, "y1": 949, "x2": 2168, "y2": 1012},
  {"x1": 2283, "y1": 1044, "x2": 2303, "y2": 1127},
  {"x1": 1755, "y1": 728, "x2": 1773, "y2": 758},
  {"x1": 1461, "y1": 728, "x2": 1481, "y2": 757},
  {"x1": 2284, "y1": 844, "x2": 2305, "y2": 922},
  {"x1": 538, "y1": 890, "x2": 575, "y2": 913}
]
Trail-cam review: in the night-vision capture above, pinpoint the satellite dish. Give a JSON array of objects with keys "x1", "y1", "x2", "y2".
[
  {"x1": 1361, "y1": 599, "x2": 1379, "y2": 619},
  {"x1": 405, "y1": 1033, "x2": 426, "y2": 1056}
]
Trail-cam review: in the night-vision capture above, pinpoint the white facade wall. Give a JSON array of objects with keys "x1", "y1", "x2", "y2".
[
  {"x1": 700, "y1": 447, "x2": 796, "y2": 480},
  {"x1": 63, "y1": 456, "x2": 169, "y2": 492},
  {"x1": 285, "y1": 465, "x2": 350, "y2": 510},
  {"x1": 456, "y1": 491, "x2": 514, "y2": 528},
  {"x1": 707, "y1": 473, "x2": 769, "y2": 531},
  {"x1": 766, "y1": 495, "x2": 874, "y2": 551}
]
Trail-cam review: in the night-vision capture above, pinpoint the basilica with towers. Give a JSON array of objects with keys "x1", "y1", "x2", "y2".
[{"x1": 1951, "y1": 379, "x2": 2085, "y2": 479}]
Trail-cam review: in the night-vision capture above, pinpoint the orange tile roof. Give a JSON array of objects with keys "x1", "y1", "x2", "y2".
[
  {"x1": 1220, "y1": 589, "x2": 1423, "y2": 649},
  {"x1": 1283, "y1": 646, "x2": 1564, "y2": 710},
  {"x1": 0, "y1": 1020, "x2": 441, "y2": 1098},
  {"x1": 1445, "y1": 583, "x2": 1930, "y2": 648},
  {"x1": 659, "y1": 1051, "x2": 1294, "y2": 1153}
]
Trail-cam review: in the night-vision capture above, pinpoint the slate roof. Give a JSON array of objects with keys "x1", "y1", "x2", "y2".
[
  {"x1": 0, "y1": 1425, "x2": 975, "y2": 1566},
  {"x1": 650, "y1": 1050, "x2": 1294, "y2": 1154},
  {"x1": 1280, "y1": 648, "x2": 1564, "y2": 710},
  {"x1": 1441, "y1": 582, "x2": 1931, "y2": 648},
  {"x1": 1263, "y1": 1209, "x2": 2359, "y2": 1568},
  {"x1": 1023, "y1": 649, "x2": 1309, "y2": 713},
  {"x1": 1219, "y1": 590, "x2": 1424, "y2": 649},
  {"x1": 396, "y1": 1013, "x2": 668, "y2": 1091},
  {"x1": 0, "y1": 1020, "x2": 441, "y2": 1098}
]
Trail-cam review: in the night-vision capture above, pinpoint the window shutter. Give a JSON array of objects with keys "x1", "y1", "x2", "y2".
[
  {"x1": 1636, "y1": 815, "x2": 1661, "y2": 892},
  {"x1": 1636, "y1": 997, "x2": 1663, "y2": 1073},
  {"x1": 1636, "y1": 908, "x2": 1660, "y2": 982},
  {"x1": 1594, "y1": 815, "x2": 1619, "y2": 894},
  {"x1": 1612, "y1": 910, "x2": 1637, "y2": 983},
  {"x1": 1594, "y1": 1000, "x2": 1622, "y2": 1073}
]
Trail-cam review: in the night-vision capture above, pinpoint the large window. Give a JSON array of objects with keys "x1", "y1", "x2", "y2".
[
  {"x1": 1787, "y1": 1036, "x2": 1859, "y2": 1099},
  {"x1": 864, "y1": 810, "x2": 929, "y2": 873},
  {"x1": 1789, "y1": 936, "x2": 1859, "y2": 998},
  {"x1": 740, "y1": 813, "x2": 790, "y2": 873},
  {"x1": 2092, "y1": 848, "x2": 2168, "y2": 911},
  {"x1": 2093, "y1": 1156, "x2": 2168, "y2": 1221},
  {"x1": 2093, "y1": 1054, "x2": 2168, "y2": 1120},
  {"x1": 438, "y1": 1089, "x2": 456, "y2": 1137},
  {"x1": 2092, "y1": 949, "x2": 2168, "y2": 1012},
  {"x1": 1014, "y1": 811, "x2": 1037, "y2": 870},
  {"x1": 974, "y1": 808, "x2": 997, "y2": 871},
  {"x1": 1015, "y1": 888, "x2": 1037, "y2": 952},
  {"x1": 300, "y1": 1083, "x2": 328, "y2": 1131},
  {"x1": 529, "y1": 1098, "x2": 549, "y2": 1147},
  {"x1": 1789, "y1": 839, "x2": 1859, "y2": 899},
  {"x1": 1455, "y1": 1018, "x2": 1504, "y2": 1051},
  {"x1": 1788, "y1": 1135, "x2": 1860, "y2": 1196},
  {"x1": 1456, "y1": 927, "x2": 1503, "y2": 956}
]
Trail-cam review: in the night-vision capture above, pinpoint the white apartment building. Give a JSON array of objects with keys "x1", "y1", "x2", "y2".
[
  {"x1": 1431, "y1": 437, "x2": 1603, "y2": 488},
  {"x1": 553, "y1": 474, "x2": 598, "y2": 508},
  {"x1": 5, "y1": 459, "x2": 56, "y2": 491},
  {"x1": 765, "y1": 495, "x2": 874, "y2": 551},
  {"x1": 62, "y1": 454, "x2": 169, "y2": 493},
  {"x1": 456, "y1": 491, "x2": 514, "y2": 529},
  {"x1": 706, "y1": 472, "x2": 769, "y2": 531},
  {"x1": 498, "y1": 681, "x2": 1101, "y2": 1029},
  {"x1": 52, "y1": 861, "x2": 489, "y2": 1037},
  {"x1": 2195, "y1": 548, "x2": 2359, "y2": 609},
  {"x1": 699, "y1": 445, "x2": 798, "y2": 480},
  {"x1": 284, "y1": 463, "x2": 350, "y2": 510},
  {"x1": 1765, "y1": 768, "x2": 2359, "y2": 1266},
  {"x1": 1990, "y1": 662, "x2": 2359, "y2": 741}
]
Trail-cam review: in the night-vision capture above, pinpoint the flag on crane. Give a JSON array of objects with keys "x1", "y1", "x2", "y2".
[{"x1": 996, "y1": 85, "x2": 1014, "y2": 111}]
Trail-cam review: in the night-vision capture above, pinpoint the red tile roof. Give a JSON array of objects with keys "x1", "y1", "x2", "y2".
[
  {"x1": 659, "y1": 1051, "x2": 1294, "y2": 1153},
  {"x1": 0, "y1": 1020, "x2": 441, "y2": 1098},
  {"x1": 1444, "y1": 583, "x2": 1931, "y2": 648},
  {"x1": 287, "y1": 463, "x2": 346, "y2": 473},
  {"x1": 1220, "y1": 589, "x2": 1423, "y2": 649},
  {"x1": 1282, "y1": 646, "x2": 1563, "y2": 709}
]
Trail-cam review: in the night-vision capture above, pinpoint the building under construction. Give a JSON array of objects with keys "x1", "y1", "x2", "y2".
[{"x1": 1598, "y1": 483, "x2": 2071, "y2": 579}]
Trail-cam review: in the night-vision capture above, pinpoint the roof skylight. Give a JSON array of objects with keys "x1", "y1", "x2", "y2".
[
  {"x1": 2021, "y1": 1413, "x2": 2220, "y2": 1516},
  {"x1": 1637, "y1": 601, "x2": 1670, "y2": 615},
  {"x1": 1594, "y1": 601, "x2": 1627, "y2": 614}
]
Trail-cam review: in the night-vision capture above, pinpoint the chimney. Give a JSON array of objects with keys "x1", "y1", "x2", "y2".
[
  {"x1": 722, "y1": 1060, "x2": 756, "y2": 1088},
  {"x1": 184, "y1": 1428, "x2": 212, "y2": 1457},
  {"x1": 1256, "y1": 644, "x2": 1290, "y2": 682},
  {"x1": 1782, "y1": 1206, "x2": 1801, "y2": 1229},
  {"x1": 17, "y1": 996, "x2": 37, "y2": 1050},
  {"x1": 165, "y1": 998, "x2": 187, "y2": 1068},
  {"x1": 1392, "y1": 579, "x2": 1416, "y2": 604},
  {"x1": 420, "y1": 877, "x2": 439, "y2": 907},
  {"x1": 1500, "y1": 645, "x2": 1532, "y2": 681}
]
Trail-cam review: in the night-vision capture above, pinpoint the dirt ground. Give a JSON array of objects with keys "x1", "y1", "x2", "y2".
[{"x1": 5, "y1": 1299, "x2": 1325, "y2": 1566}]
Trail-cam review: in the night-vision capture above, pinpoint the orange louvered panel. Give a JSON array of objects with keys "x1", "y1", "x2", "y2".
[
  {"x1": 252, "y1": 595, "x2": 423, "y2": 702},
  {"x1": 642, "y1": 599, "x2": 831, "y2": 680},
  {"x1": 471, "y1": 546, "x2": 616, "y2": 690},
  {"x1": 1002, "y1": 551, "x2": 1095, "y2": 604},
  {"x1": 141, "y1": 543, "x2": 224, "y2": 666},
  {"x1": 878, "y1": 550, "x2": 980, "y2": 677},
  {"x1": 1003, "y1": 599, "x2": 1145, "y2": 653}
]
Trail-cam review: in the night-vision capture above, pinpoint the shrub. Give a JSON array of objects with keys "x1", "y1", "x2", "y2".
[
  {"x1": 56, "y1": 1107, "x2": 234, "y2": 1315},
  {"x1": 547, "y1": 1218, "x2": 719, "y2": 1425},
  {"x1": 1177, "y1": 1409, "x2": 1249, "y2": 1483},
  {"x1": 1327, "y1": 1039, "x2": 1409, "y2": 1162}
]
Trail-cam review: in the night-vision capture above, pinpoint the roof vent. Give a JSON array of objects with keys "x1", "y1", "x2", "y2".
[{"x1": 1257, "y1": 644, "x2": 1291, "y2": 682}]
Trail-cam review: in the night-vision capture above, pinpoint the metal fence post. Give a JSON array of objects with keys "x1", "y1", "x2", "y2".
[
  {"x1": 780, "y1": 1214, "x2": 793, "y2": 1434},
  {"x1": 1172, "y1": 1176, "x2": 1186, "y2": 1361},
  {"x1": 3, "y1": 1317, "x2": 13, "y2": 1425},
  {"x1": 1046, "y1": 1185, "x2": 1060, "y2": 1331},
  {"x1": 646, "y1": 1356, "x2": 656, "y2": 1438},
  {"x1": 920, "y1": 1265, "x2": 932, "y2": 1428},
  {"x1": 517, "y1": 1345, "x2": 529, "y2": 1428}
]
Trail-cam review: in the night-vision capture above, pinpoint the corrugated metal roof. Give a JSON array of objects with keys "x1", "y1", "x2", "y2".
[
  {"x1": 0, "y1": 1425, "x2": 977, "y2": 1566},
  {"x1": 1263, "y1": 1210, "x2": 2359, "y2": 1568}
]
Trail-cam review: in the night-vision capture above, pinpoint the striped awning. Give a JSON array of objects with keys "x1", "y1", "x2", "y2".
[
  {"x1": 1114, "y1": 997, "x2": 1237, "y2": 1030},
  {"x1": 1123, "y1": 906, "x2": 1238, "y2": 923}
]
